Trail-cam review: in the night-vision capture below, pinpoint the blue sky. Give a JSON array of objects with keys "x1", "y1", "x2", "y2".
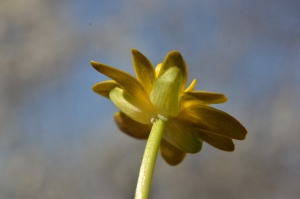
[{"x1": 14, "y1": 0, "x2": 300, "y2": 156}]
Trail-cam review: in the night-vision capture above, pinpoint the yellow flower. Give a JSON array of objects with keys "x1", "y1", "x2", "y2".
[{"x1": 91, "y1": 49, "x2": 247, "y2": 165}]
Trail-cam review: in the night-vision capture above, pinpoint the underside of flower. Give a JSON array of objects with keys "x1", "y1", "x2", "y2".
[{"x1": 91, "y1": 48, "x2": 247, "y2": 165}]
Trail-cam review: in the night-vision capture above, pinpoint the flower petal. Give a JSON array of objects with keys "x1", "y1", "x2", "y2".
[
  {"x1": 91, "y1": 61, "x2": 150, "y2": 104},
  {"x1": 155, "y1": 63, "x2": 162, "y2": 78},
  {"x1": 160, "y1": 138, "x2": 186, "y2": 165},
  {"x1": 150, "y1": 67, "x2": 183, "y2": 117},
  {"x1": 158, "y1": 51, "x2": 188, "y2": 93},
  {"x1": 181, "y1": 91, "x2": 227, "y2": 104},
  {"x1": 109, "y1": 87, "x2": 155, "y2": 124},
  {"x1": 114, "y1": 112, "x2": 151, "y2": 139},
  {"x1": 164, "y1": 118, "x2": 203, "y2": 153},
  {"x1": 92, "y1": 80, "x2": 119, "y2": 98},
  {"x1": 197, "y1": 130, "x2": 235, "y2": 151},
  {"x1": 184, "y1": 79, "x2": 197, "y2": 92},
  {"x1": 132, "y1": 49, "x2": 155, "y2": 95},
  {"x1": 179, "y1": 101, "x2": 247, "y2": 140}
]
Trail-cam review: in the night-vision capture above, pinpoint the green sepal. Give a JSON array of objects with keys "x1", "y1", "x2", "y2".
[
  {"x1": 150, "y1": 67, "x2": 183, "y2": 118},
  {"x1": 109, "y1": 87, "x2": 155, "y2": 124}
]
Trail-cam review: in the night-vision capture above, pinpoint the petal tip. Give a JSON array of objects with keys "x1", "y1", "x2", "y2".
[
  {"x1": 224, "y1": 96, "x2": 228, "y2": 103},
  {"x1": 90, "y1": 60, "x2": 100, "y2": 70},
  {"x1": 131, "y1": 48, "x2": 139, "y2": 54},
  {"x1": 240, "y1": 129, "x2": 248, "y2": 140},
  {"x1": 166, "y1": 51, "x2": 183, "y2": 60},
  {"x1": 237, "y1": 124, "x2": 248, "y2": 140},
  {"x1": 131, "y1": 49, "x2": 146, "y2": 59},
  {"x1": 91, "y1": 84, "x2": 97, "y2": 92},
  {"x1": 168, "y1": 50, "x2": 181, "y2": 55}
]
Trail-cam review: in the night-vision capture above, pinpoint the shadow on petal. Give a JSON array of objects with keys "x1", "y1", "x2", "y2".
[
  {"x1": 114, "y1": 112, "x2": 151, "y2": 139},
  {"x1": 164, "y1": 118, "x2": 203, "y2": 154},
  {"x1": 132, "y1": 49, "x2": 155, "y2": 95},
  {"x1": 197, "y1": 130, "x2": 235, "y2": 151},
  {"x1": 181, "y1": 91, "x2": 227, "y2": 105},
  {"x1": 179, "y1": 102, "x2": 247, "y2": 140},
  {"x1": 160, "y1": 138, "x2": 186, "y2": 165}
]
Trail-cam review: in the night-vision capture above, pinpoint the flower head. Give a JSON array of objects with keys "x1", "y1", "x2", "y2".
[{"x1": 91, "y1": 49, "x2": 247, "y2": 165}]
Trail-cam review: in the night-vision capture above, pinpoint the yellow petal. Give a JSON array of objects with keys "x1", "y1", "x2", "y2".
[
  {"x1": 164, "y1": 118, "x2": 203, "y2": 153},
  {"x1": 155, "y1": 63, "x2": 162, "y2": 78},
  {"x1": 131, "y1": 49, "x2": 155, "y2": 95},
  {"x1": 150, "y1": 67, "x2": 182, "y2": 117},
  {"x1": 114, "y1": 112, "x2": 151, "y2": 139},
  {"x1": 160, "y1": 138, "x2": 186, "y2": 165},
  {"x1": 158, "y1": 51, "x2": 188, "y2": 93},
  {"x1": 178, "y1": 101, "x2": 247, "y2": 140},
  {"x1": 181, "y1": 91, "x2": 227, "y2": 104},
  {"x1": 92, "y1": 80, "x2": 119, "y2": 98},
  {"x1": 197, "y1": 130, "x2": 235, "y2": 151},
  {"x1": 184, "y1": 79, "x2": 197, "y2": 92},
  {"x1": 109, "y1": 87, "x2": 155, "y2": 124},
  {"x1": 91, "y1": 61, "x2": 150, "y2": 104}
]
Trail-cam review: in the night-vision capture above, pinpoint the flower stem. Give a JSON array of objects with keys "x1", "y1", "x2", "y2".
[{"x1": 135, "y1": 118, "x2": 166, "y2": 199}]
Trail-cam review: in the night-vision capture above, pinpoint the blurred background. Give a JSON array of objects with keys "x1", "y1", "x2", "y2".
[{"x1": 1, "y1": 0, "x2": 299, "y2": 198}]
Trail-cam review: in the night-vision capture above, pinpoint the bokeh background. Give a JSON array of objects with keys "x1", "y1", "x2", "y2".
[{"x1": 1, "y1": 0, "x2": 300, "y2": 198}]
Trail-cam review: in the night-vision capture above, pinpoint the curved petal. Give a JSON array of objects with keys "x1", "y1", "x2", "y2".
[
  {"x1": 150, "y1": 67, "x2": 182, "y2": 117},
  {"x1": 114, "y1": 112, "x2": 151, "y2": 139},
  {"x1": 181, "y1": 91, "x2": 227, "y2": 104},
  {"x1": 197, "y1": 130, "x2": 235, "y2": 151},
  {"x1": 158, "y1": 51, "x2": 188, "y2": 93},
  {"x1": 178, "y1": 101, "x2": 247, "y2": 140},
  {"x1": 184, "y1": 79, "x2": 197, "y2": 92},
  {"x1": 109, "y1": 87, "x2": 155, "y2": 124},
  {"x1": 92, "y1": 80, "x2": 119, "y2": 98},
  {"x1": 132, "y1": 49, "x2": 155, "y2": 95},
  {"x1": 91, "y1": 61, "x2": 150, "y2": 104},
  {"x1": 164, "y1": 118, "x2": 203, "y2": 154},
  {"x1": 160, "y1": 138, "x2": 186, "y2": 165}
]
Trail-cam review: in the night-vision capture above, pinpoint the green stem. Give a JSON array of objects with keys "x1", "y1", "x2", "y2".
[{"x1": 135, "y1": 118, "x2": 166, "y2": 199}]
